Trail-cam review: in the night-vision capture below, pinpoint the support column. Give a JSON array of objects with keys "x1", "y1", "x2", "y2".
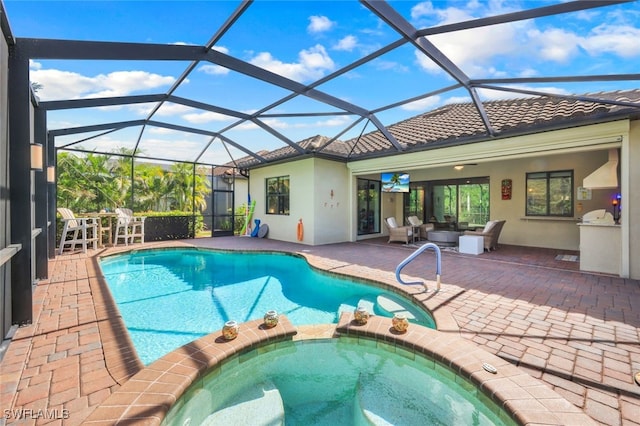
[
  {"x1": 47, "y1": 132, "x2": 57, "y2": 259},
  {"x1": 34, "y1": 106, "x2": 48, "y2": 278},
  {"x1": 8, "y1": 43, "x2": 33, "y2": 325}
]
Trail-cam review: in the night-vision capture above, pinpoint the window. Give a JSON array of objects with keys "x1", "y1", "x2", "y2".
[
  {"x1": 526, "y1": 170, "x2": 573, "y2": 216},
  {"x1": 266, "y1": 176, "x2": 289, "y2": 215}
]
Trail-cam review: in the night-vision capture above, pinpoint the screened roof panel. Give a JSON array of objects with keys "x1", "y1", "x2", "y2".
[
  {"x1": 4, "y1": 0, "x2": 639, "y2": 166},
  {"x1": 313, "y1": 43, "x2": 456, "y2": 112},
  {"x1": 198, "y1": 139, "x2": 250, "y2": 167},
  {"x1": 135, "y1": 132, "x2": 213, "y2": 163},
  {"x1": 55, "y1": 127, "x2": 142, "y2": 154},
  {"x1": 215, "y1": 0, "x2": 401, "y2": 83}
]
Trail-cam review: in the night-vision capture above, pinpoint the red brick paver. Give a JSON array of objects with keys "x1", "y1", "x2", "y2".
[{"x1": 0, "y1": 237, "x2": 638, "y2": 425}]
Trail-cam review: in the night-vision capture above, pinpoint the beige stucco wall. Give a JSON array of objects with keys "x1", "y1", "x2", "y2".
[
  {"x1": 372, "y1": 150, "x2": 616, "y2": 251},
  {"x1": 248, "y1": 157, "x2": 349, "y2": 245},
  {"x1": 351, "y1": 120, "x2": 627, "y2": 252},
  {"x1": 250, "y1": 120, "x2": 636, "y2": 278}
]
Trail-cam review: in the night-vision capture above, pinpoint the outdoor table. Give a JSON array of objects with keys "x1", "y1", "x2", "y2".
[{"x1": 82, "y1": 212, "x2": 118, "y2": 247}]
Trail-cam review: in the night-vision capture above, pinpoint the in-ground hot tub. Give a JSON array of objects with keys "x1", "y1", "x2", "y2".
[
  {"x1": 84, "y1": 315, "x2": 597, "y2": 425},
  {"x1": 162, "y1": 335, "x2": 514, "y2": 426}
]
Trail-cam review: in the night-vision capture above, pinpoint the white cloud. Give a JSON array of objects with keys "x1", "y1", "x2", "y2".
[
  {"x1": 232, "y1": 115, "x2": 352, "y2": 133},
  {"x1": 312, "y1": 116, "x2": 353, "y2": 127},
  {"x1": 581, "y1": 24, "x2": 640, "y2": 58},
  {"x1": 528, "y1": 28, "x2": 580, "y2": 63},
  {"x1": 249, "y1": 44, "x2": 335, "y2": 82},
  {"x1": 410, "y1": 1, "x2": 640, "y2": 80},
  {"x1": 182, "y1": 111, "x2": 235, "y2": 124},
  {"x1": 401, "y1": 96, "x2": 441, "y2": 111},
  {"x1": 147, "y1": 127, "x2": 177, "y2": 135},
  {"x1": 308, "y1": 15, "x2": 335, "y2": 34},
  {"x1": 199, "y1": 64, "x2": 230, "y2": 75},
  {"x1": 29, "y1": 67, "x2": 175, "y2": 101},
  {"x1": 334, "y1": 35, "x2": 358, "y2": 51},
  {"x1": 411, "y1": 0, "x2": 490, "y2": 27},
  {"x1": 29, "y1": 60, "x2": 42, "y2": 70},
  {"x1": 199, "y1": 46, "x2": 231, "y2": 75},
  {"x1": 135, "y1": 137, "x2": 208, "y2": 160},
  {"x1": 153, "y1": 102, "x2": 194, "y2": 116},
  {"x1": 518, "y1": 68, "x2": 538, "y2": 78},
  {"x1": 444, "y1": 95, "x2": 471, "y2": 105},
  {"x1": 415, "y1": 20, "x2": 522, "y2": 78},
  {"x1": 374, "y1": 60, "x2": 409, "y2": 73}
]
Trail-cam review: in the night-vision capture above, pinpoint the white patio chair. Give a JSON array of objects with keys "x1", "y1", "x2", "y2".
[
  {"x1": 57, "y1": 208, "x2": 99, "y2": 255},
  {"x1": 114, "y1": 208, "x2": 146, "y2": 246}
]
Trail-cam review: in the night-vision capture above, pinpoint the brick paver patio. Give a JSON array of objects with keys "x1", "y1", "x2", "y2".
[{"x1": 1, "y1": 237, "x2": 638, "y2": 425}]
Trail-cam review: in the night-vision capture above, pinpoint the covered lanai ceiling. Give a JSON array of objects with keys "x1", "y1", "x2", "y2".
[{"x1": 4, "y1": 0, "x2": 640, "y2": 167}]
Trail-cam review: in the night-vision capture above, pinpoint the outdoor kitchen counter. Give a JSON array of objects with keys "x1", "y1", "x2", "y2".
[{"x1": 578, "y1": 222, "x2": 621, "y2": 275}]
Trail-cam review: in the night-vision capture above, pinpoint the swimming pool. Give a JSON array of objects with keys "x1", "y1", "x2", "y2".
[
  {"x1": 99, "y1": 248, "x2": 435, "y2": 364},
  {"x1": 161, "y1": 338, "x2": 514, "y2": 426}
]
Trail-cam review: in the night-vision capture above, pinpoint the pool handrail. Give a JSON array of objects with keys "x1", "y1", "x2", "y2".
[{"x1": 395, "y1": 242, "x2": 441, "y2": 292}]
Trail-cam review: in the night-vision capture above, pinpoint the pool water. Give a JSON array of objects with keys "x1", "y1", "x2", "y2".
[
  {"x1": 100, "y1": 248, "x2": 435, "y2": 365},
  {"x1": 162, "y1": 339, "x2": 514, "y2": 426}
]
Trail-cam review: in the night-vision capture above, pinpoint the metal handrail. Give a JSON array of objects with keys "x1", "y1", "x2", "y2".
[{"x1": 394, "y1": 242, "x2": 441, "y2": 292}]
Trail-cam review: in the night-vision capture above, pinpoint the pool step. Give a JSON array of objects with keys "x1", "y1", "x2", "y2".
[
  {"x1": 354, "y1": 373, "x2": 436, "y2": 425},
  {"x1": 337, "y1": 298, "x2": 376, "y2": 317},
  {"x1": 202, "y1": 380, "x2": 285, "y2": 425},
  {"x1": 376, "y1": 294, "x2": 418, "y2": 320}
]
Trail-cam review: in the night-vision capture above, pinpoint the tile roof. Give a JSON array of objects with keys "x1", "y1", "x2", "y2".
[{"x1": 237, "y1": 89, "x2": 640, "y2": 168}]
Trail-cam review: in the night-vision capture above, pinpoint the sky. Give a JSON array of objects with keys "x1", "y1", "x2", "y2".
[{"x1": 4, "y1": 0, "x2": 640, "y2": 165}]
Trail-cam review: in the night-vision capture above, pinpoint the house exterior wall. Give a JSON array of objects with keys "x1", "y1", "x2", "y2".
[
  {"x1": 248, "y1": 157, "x2": 349, "y2": 245},
  {"x1": 350, "y1": 120, "x2": 627, "y2": 251},
  {"x1": 312, "y1": 158, "x2": 350, "y2": 245},
  {"x1": 251, "y1": 120, "x2": 636, "y2": 278},
  {"x1": 372, "y1": 150, "x2": 613, "y2": 251}
]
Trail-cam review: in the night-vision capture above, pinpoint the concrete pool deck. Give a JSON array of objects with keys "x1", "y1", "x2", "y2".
[{"x1": 0, "y1": 237, "x2": 638, "y2": 425}]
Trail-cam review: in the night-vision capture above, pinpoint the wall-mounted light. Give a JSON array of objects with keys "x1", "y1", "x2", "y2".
[
  {"x1": 47, "y1": 166, "x2": 56, "y2": 183},
  {"x1": 454, "y1": 165, "x2": 464, "y2": 170},
  {"x1": 30, "y1": 143, "x2": 43, "y2": 171}
]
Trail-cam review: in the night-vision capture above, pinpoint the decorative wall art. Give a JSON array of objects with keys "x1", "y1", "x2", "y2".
[{"x1": 501, "y1": 179, "x2": 512, "y2": 200}]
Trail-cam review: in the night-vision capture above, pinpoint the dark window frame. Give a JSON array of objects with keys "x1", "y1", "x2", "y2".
[
  {"x1": 266, "y1": 176, "x2": 290, "y2": 215},
  {"x1": 525, "y1": 170, "x2": 574, "y2": 217}
]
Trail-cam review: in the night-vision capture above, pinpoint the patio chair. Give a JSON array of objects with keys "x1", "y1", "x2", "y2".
[
  {"x1": 114, "y1": 208, "x2": 146, "y2": 246},
  {"x1": 407, "y1": 215, "x2": 435, "y2": 240},
  {"x1": 463, "y1": 220, "x2": 506, "y2": 251},
  {"x1": 384, "y1": 217, "x2": 413, "y2": 244},
  {"x1": 57, "y1": 208, "x2": 99, "y2": 255}
]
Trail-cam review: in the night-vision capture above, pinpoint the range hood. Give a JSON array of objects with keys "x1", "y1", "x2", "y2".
[{"x1": 583, "y1": 149, "x2": 619, "y2": 189}]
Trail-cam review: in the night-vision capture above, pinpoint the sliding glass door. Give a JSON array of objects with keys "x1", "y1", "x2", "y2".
[
  {"x1": 404, "y1": 184, "x2": 426, "y2": 221},
  {"x1": 429, "y1": 177, "x2": 489, "y2": 229},
  {"x1": 357, "y1": 179, "x2": 380, "y2": 235}
]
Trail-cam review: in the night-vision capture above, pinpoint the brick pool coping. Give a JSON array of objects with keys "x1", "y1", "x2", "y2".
[
  {"x1": 83, "y1": 316, "x2": 298, "y2": 424},
  {"x1": 4, "y1": 239, "x2": 638, "y2": 425},
  {"x1": 80, "y1": 243, "x2": 597, "y2": 425},
  {"x1": 83, "y1": 312, "x2": 595, "y2": 425}
]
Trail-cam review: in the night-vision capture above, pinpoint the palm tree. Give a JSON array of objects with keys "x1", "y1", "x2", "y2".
[
  {"x1": 166, "y1": 163, "x2": 210, "y2": 212},
  {"x1": 133, "y1": 162, "x2": 169, "y2": 211}
]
